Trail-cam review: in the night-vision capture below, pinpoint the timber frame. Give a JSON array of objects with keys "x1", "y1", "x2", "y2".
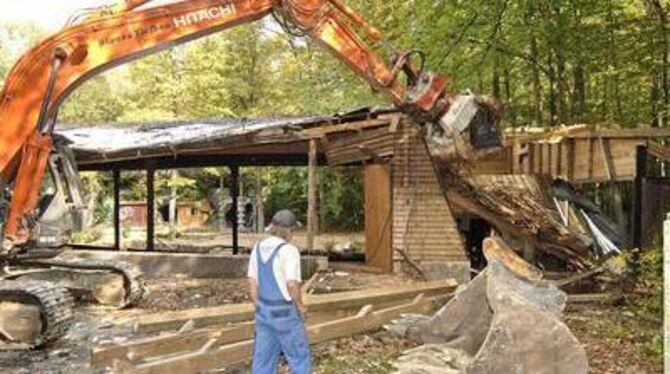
[{"x1": 58, "y1": 112, "x2": 670, "y2": 272}]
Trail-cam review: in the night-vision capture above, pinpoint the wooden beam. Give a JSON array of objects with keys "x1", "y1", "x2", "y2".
[
  {"x1": 599, "y1": 137, "x2": 627, "y2": 237},
  {"x1": 567, "y1": 128, "x2": 670, "y2": 138},
  {"x1": 587, "y1": 138, "x2": 595, "y2": 181},
  {"x1": 299, "y1": 118, "x2": 390, "y2": 138},
  {"x1": 254, "y1": 168, "x2": 264, "y2": 233},
  {"x1": 113, "y1": 168, "x2": 121, "y2": 251},
  {"x1": 114, "y1": 296, "x2": 436, "y2": 374},
  {"x1": 568, "y1": 138, "x2": 576, "y2": 181},
  {"x1": 230, "y1": 166, "x2": 240, "y2": 255},
  {"x1": 146, "y1": 162, "x2": 155, "y2": 252},
  {"x1": 307, "y1": 139, "x2": 318, "y2": 251},
  {"x1": 632, "y1": 145, "x2": 647, "y2": 249},
  {"x1": 93, "y1": 308, "x2": 353, "y2": 367},
  {"x1": 132, "y1": 280, "x2": 457, "y2": 334}
]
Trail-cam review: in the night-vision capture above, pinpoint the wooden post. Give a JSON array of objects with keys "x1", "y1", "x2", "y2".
[
  {"x1": 599, "y1": 137, "x2": 627, "y2": 241},
  {"x1": 364, "y1": 163, "x2": 392, "y2": 272},
  {"x1": 113, "y1": 168, "x2": 121, "y2": 251},
  {"x1": 146, "y1": 162, "x2": 155, "y2": 252},
  {"x1": 169, "y1": 170, "x2": 178, "y2": 240},
  {"x1": 307, "y1": 139, "x2": 318, "y2": 252},
  {"x1": 632, "y1": 145, "x2": 647, "y2": 249},
  {"x1": 567, "y1": 138, "x2": 576, "y2": 181},
  {"x1": 230, "y1": 166, "x2": 240, "y2": 255},
  {"x1": 255, "y1": 168, "x2": 265, "y2": 234}
]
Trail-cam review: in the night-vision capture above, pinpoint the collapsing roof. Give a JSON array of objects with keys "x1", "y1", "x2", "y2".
[
  {"x1": 57, "y1": 111, "x2": 612, "y2": 269},
  {"x1": 57, "y1": 116, "x2": 329, "y2": 162}
]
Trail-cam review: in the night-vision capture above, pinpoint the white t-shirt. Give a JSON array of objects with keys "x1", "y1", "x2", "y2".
[{"x1": 247, "y1": 236, "x2": 302, "y2": 301}]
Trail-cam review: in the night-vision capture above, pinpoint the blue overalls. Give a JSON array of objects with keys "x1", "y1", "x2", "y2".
[{"x1": 252, "y1": 242, "x2": 311, "y2": 374}]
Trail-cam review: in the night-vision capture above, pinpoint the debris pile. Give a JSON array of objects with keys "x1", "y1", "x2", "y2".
[{"x1": 442, "y1": 172, "x2": 591, "y2": 268}]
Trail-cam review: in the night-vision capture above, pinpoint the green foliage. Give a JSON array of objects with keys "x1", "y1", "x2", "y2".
[
  {"x1": 319, "y1": 168, "x2": 364, "y2": 231},
  {"x1": 95, "y1": 197, "x2": 114, "y2": 225},
  {"x1": 262, "y1": 167, "x2": 364, "y2": 232},
  {"x1": 264, "y1": 167, "x2": 308, "y2": 225},
  {"x1": 0, "y1": 2, "x2": 668, "y2": 233},
  {"x1": 637, "y1": 247, "x2": 663, "y2": 318},
  {"x1": 0, "y1": 21, "x2": 44, "y2": 83},
  {"x1": 71, "y1": 228, "x2": 103, "y2": 244}
]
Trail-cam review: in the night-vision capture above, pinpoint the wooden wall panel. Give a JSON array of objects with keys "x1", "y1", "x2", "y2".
[
  {"x1": 517, "y1": 137, "x2": 643, "y2": 183},
  {"x1": 392, "y1": 121, "x2": 465, "y2": 263},
  {"x1": 364, "y1": 163, "x2": 393, "y2": 272}
]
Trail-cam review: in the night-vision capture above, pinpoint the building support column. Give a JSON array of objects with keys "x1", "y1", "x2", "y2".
[
  {"x1": 632, "y1": 145, "x2": 647, "y2": 249},
  {"x1": 168, "y1": 170, "x2": 178, "y2": 240},
  {"x1": 146, "y1": 162, "x2": 155, "y2": 252},
  {"x1": 307, "y1": 139, "x2": 318, "y2": 252},
  {"x1": 230, "y1": 166, "x2": 240, "y2": 255},
  {"x1": 255, "y1": 167, "x2": 265, "y2": 234},
  {"x1": 113, "y1": 168, "x2": 121, "y2": 251}
]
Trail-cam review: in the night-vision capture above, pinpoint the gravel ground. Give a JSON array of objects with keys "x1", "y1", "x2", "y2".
[{"x1": 0, "y1": 271, "x2": 661, "y2": 374}]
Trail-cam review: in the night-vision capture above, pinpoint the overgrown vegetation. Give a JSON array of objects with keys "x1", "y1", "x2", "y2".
[{"x1": 631, "y1": 246, "x2": 663, "y2": 358}]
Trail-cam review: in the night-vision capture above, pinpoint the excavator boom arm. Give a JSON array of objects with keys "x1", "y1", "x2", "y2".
[{"x1": 0, "y1": 0, "x2": 500, "y2": 248}]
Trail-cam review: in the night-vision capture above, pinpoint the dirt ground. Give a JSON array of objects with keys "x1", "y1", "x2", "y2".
[{"x1": 0, "y1": 268, "x2": 662, "y2": 374}]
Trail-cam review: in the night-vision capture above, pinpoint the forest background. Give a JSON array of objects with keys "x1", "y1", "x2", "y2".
[{"x1": 0, "y1": 0, "x2": 667, "y2": 231}]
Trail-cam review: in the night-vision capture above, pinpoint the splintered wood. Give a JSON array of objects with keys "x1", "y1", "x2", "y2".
[{"x1": 92, "y1": 280, "x2": 457, "y2": 373}]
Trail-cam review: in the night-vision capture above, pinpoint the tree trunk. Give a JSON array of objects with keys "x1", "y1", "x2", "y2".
[
  {"x1": 530, "y1": 36, "x2": 543, "y2": 125},
  {"x1": 492, "y1": 50, "x2": 502, "y2": 100},
  {"x1": 547, "y1": 54, "x2": 558, "y2": 126},
  {"x1": 572, "y1": 64, "x2": 587, "y2": 122},
  {"x1": 503, "y1": 59, "x2": 515, "y2": 125}
]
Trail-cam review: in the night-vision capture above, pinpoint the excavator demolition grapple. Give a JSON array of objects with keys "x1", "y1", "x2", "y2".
[{"x1": 0, "y1": 0, "x2": 502, "y2": 349}]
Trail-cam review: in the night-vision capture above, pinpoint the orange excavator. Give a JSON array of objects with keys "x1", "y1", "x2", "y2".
[{"x1": 0, "y1": 0, "x2": 501, "y2": 348}]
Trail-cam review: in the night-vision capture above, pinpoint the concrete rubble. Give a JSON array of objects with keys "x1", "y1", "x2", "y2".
[{"x1": 392, "y1": 237, "x2": 589, "y2": 374}]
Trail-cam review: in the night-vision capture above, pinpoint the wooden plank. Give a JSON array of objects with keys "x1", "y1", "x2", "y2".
[
  {"x1": 93, "y1": 308, "x2": 354, "y2": 367},
  {"x1": 568, "y1": 138, "x2": 576, "y2": 181},
  {"x1": 117, "y1": 296, "x2": 437, "y2": 374},
  {"x1": 146, "y1": 163, "x2": 155, "y2": 251},
  {"x1": 230, "y1": 166, "x2": 240, "y2": 255},
  {"x1": 300, "y1": 118, "x2": 390, "y2": 137},
  {"x1": 587, "y1": 138, "x2": 595, "y2": 181},
  {"x1": 113, "y1": 168, "x2": 121, "y2": 250},
  {"x1": 364, "y1": 163, "x2": 393, "y2": 272},
  {"x1": 307, "y1": 139, "x2": 318, "y2": 251},
  {"x1": 132, "y1": 280, "x2": 457, "y2": 334},
  {"x1": 567, "y1": 128, "x2": 670, "y2": 138}
]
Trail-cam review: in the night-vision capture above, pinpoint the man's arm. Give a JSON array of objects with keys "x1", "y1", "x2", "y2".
[
  {"x1": 285, "y1": 246, "x2": 306, "y2": 317},
  {"x1": 248, "y1": 278, "x2": 258, "y2": 304},
  {"x1": 287, "y1": 280, "x2": 306, "y2": 317},
  {"x1": 247, "y1": 249, "x2": 258, "y2": 305}
]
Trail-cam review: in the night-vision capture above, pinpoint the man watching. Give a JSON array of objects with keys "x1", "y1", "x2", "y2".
[{"x1": 248, "y1": 210, "x2": 311, "y2": 374}]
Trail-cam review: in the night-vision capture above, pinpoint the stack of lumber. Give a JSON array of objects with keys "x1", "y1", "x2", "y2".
[{"x1": 91, "y1": 280, "x2": 457, "y2": 374}]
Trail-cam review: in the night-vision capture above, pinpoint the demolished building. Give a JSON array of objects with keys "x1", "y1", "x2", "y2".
[{"x1": 56, "y1": 110, "x2": 670, "y2": 278}]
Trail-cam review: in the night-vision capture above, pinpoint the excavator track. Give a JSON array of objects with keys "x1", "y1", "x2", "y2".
[
  {"x1": 0, "y1": 280, "x2": 74, "y2": 350},
  {"x1": 12, "y1": 258, "x2": 145, "y2": 309}
]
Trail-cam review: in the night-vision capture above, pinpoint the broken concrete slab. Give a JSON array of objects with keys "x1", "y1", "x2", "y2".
[{"x1": 402, "y1": 237, "x2": 589, "y2": 374}]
